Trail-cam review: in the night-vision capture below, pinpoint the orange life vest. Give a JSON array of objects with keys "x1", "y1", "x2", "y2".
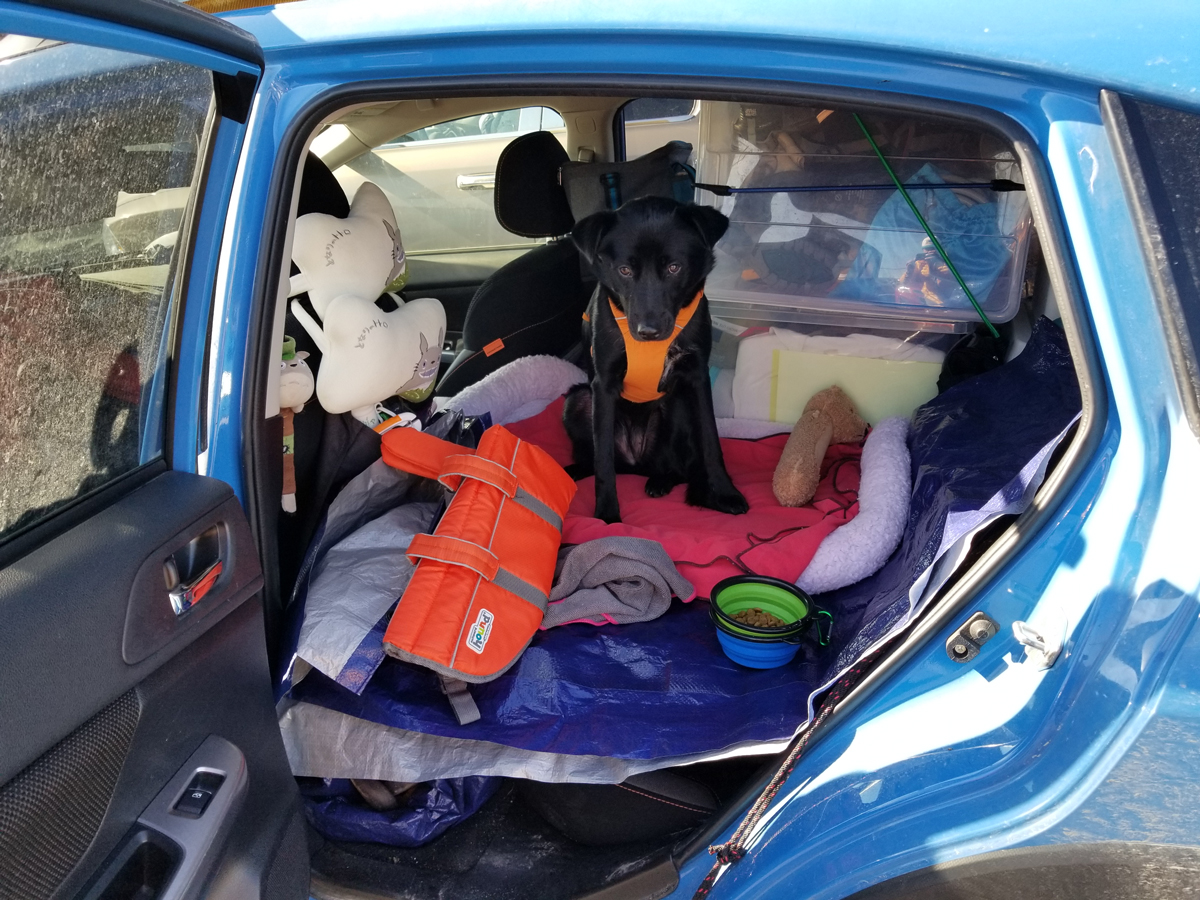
[
  {"x1": 585, "y1": 290, "x2": 703, "y2": 403},
  {"x1": 380, "y1": 425, "x2": 576, "y2": 683}
]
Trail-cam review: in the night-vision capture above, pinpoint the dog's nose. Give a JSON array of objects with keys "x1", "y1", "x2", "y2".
[{"x1": 635, "y1": 323, "x2": 664, "y2": 340}]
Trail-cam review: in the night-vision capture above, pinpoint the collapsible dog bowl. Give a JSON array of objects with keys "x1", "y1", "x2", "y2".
[{"x1": 709, "y1": 576, "x2": 819, "y2": 668}]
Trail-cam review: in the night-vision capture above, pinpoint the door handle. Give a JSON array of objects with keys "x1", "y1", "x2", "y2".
[
  {"x1": 456, "y1": 172, "x2": 496, "y2": 190},
  {"x1": 164, "y1": 524, "x2": 224, "y2": 616},
  {"x1": 168, "y1": 558, "x2": 223, "y2": 616}
]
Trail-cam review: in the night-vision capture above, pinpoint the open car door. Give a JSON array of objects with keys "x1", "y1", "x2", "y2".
[{"x1": 0, "y1": 2, "x2": 308, "y2": 899}]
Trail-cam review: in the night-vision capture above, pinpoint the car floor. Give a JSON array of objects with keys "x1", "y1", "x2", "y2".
[{"x1": 308, "y1": 759, "x2": 766, "y2": 900}]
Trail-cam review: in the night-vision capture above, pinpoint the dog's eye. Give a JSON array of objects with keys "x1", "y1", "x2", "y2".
[
  {"x1": 667, "y1": 263, "x2": 681, "y2": 275},
  {"x1": 618, "y1": 265, "x2": 633, "y2": 277}
]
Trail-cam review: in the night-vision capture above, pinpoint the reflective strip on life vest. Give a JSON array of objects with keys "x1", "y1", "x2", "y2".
[
  {"x1": 438, "y1": 453, "x2": 519, "y2": 497},
  {"x1": 513, "y1": 487, "x2": 563, "y2": 532},
  {"x1": 492, "y1": 567, "x2": 550, "y2": 612}
]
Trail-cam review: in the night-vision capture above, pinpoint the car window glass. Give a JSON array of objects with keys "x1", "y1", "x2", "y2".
[
  {"x1": 0, "y1": 34, "x2": 213, "y2": 541},
  {"x1": 332, "y1": 107, "x2": 566, "y2": 254},
  {"x1": 622, "y1": 97, "x2": 700, "y2": 161}
]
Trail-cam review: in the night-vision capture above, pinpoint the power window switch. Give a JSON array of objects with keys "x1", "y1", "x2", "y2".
[{"x1": 173, "y1": 787, "x2": 214, "y2": 818}]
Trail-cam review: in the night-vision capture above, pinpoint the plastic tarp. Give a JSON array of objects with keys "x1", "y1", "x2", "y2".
[
  {"x1": 300, "y1": 776, "x2": 500, "y2": 847},
  {"x1": 279, "y1": 318, "x2": 1080, "y2": 783}
]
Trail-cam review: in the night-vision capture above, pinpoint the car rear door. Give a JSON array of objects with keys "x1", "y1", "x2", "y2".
[{"x1": 0, "y1": 3, "x2": 308, "y2": 899}]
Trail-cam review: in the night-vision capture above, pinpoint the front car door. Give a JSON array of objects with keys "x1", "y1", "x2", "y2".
[{"x1": 0, "y1": 2, "x2": 307, "y2": 898}]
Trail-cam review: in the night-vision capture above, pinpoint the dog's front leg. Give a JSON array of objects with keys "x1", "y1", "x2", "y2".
[
  {"x1": 591, "y1": 381, "x2": 622, "y2": 524},
  {"x1": 683, "y1": 372, "x2": 749, "y2": 515}
]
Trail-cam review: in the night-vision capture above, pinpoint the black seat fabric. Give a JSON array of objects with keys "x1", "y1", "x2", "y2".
[{"x1": 436, "y1": 240, "x2": 592, "y2": 395}]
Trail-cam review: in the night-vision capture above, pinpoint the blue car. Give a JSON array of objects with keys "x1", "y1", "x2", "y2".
[{"x1": 2, "y1": 2, "x2": 1199, "y2": 899}]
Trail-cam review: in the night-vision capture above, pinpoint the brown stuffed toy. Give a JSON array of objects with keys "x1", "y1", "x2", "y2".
[{"x1": 773, "y1": 386, "x2": 867, "y2": 507}]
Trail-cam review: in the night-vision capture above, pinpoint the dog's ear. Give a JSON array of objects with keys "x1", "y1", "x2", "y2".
[
  {"x1": 682, "y1": 203, "x2": 729, "y2": 249},
  {"x1": 571, "y1": 210, "x2": 618, "y2": 267}
]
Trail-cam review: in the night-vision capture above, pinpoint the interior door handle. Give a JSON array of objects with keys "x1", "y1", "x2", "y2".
[
  {"x1": 164, "y1": 524, "x2": 225, "y2": 616},
  {"x1": 168, "y1": 558, "x2": 223, "y2": 616},
  {"x1": 457, "y1": 172, "x2": 496, "y2": 190}
]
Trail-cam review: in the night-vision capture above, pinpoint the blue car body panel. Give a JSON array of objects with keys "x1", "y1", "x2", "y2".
[{"x1": 15, "y1": 0, "x2": 1199, "y2": 895}]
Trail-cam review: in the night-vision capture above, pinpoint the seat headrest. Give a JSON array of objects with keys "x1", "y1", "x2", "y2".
[{"x1": 494, "y1": 131, "x2": 575, "y2": 239}]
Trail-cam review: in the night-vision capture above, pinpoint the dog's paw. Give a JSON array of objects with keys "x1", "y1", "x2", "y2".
[
  {"x1": 594, "y1": 496, "x2": 623, "y2": 524},
  {"x1": 644, "y1": 475, "x2": 677, "y2": 498},
  {"x1": 687, "y1": 483, "x2": 750, "y2": 515}
]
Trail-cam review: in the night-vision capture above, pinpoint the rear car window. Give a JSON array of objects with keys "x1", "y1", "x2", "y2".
[{"x1": 0, "y1": 34, "x2": 213, "y2": 540}]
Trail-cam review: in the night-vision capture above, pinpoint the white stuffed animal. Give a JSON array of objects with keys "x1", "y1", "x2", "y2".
[
  {"x1": 288, "y1": 179, "x2": 446, "y2": 426},
  {"x1": 289, "y1": 182, "x2": 408, "y2": 318},
  {"x1": 291, "y1": 294, "x2": 445, "y2": 425}
]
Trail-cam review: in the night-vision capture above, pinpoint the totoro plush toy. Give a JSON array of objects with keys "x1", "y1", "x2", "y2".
[{"x1": 288, "y1": 180, "x2": 446, "y2": 424}]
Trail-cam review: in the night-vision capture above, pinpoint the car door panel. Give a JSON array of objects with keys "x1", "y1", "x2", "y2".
[{"x1": 0, "y1": 471, "x2": 301, "y2": 900}]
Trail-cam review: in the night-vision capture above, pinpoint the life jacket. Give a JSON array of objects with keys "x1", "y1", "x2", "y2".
[
  {"x1": 586, "y1": 290, "x2": 702, "y2": 403},
  {"x1": 380, "y1": 424, "x2": 577, "y2": 688}
]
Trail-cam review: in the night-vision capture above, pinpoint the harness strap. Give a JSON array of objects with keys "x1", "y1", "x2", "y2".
[
  {"x1": 607, "y1": 289, "x2": 703, "y2": 403},
  {"x1": 438, "y1": 454, "x2": 519, "y2": 497},
  {"x1": 439, "y1": 675, "x2": 482, "y2": 725},
  {"x1": 406, "y1": 533, "x2": 499, "y2": 581}
]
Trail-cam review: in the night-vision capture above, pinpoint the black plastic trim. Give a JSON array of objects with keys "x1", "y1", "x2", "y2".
[
  {"x1": 1101, "y1": 89, "x2": 1200, "y2": 440},
  {"x1": 18, "y1": 0, "x2": 263, "y2": 67},
  {"x1": 214, "y1": 70, "x2": 259, "y2": 125}
]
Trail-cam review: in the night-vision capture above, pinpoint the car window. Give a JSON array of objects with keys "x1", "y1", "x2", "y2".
[
  {"x1": 0, "y1": 34, "x2": 213, "y2": 541},
  {"x1": 331, "y1": 106, "x2": 566, "y2": 254},
  {"x1": 622, "y1": 97, "x2": 700, "y2": 160}
]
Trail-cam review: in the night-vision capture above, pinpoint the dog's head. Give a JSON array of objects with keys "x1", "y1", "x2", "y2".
[{"x1": 572, "y1": 196, "x2": 728, "y2": 341}]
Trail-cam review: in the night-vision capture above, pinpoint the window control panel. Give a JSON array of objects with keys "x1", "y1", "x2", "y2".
[{"x1": 171, "y1": 771, "x2": 225, "y2": 819}]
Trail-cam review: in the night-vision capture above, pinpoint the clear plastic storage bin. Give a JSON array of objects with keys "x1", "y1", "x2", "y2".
[{"x1": 695, "y1": 101, "x2": 1032, "y2": 333}]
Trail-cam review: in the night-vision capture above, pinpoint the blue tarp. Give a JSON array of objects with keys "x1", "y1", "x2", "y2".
[
  {"x1": 300, "y1": 776, "x2": 501, "y2": 847},
  {"x1": 285, "y1": 318, "x2": 1080, "y2": 769}
]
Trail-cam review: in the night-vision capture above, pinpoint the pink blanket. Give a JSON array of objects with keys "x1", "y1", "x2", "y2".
[{"x1": 506, "y1": 398, "x2": 862, "y2": 599}]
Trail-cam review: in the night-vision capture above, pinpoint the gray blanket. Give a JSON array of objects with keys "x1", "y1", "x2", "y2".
[{"x1": 542, "y1": 537, "x2": 693, "y2": 629}]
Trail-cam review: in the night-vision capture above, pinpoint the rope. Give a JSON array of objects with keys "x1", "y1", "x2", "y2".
[{"x1": 690, "y1": 656, "x2": 875, "y2": 899}]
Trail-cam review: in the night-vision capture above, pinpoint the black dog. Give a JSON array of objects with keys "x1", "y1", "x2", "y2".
[{"x1": 564, "y1": 196, "x2": 748, "y2": 524}]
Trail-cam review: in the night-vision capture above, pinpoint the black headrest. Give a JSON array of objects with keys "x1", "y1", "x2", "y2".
[
  {"x1": 297, "y1": 151, "x2": 350, "y2": 218},
  {"x1": 494, "y1": 131, "x2": 575, "y2": 238}
]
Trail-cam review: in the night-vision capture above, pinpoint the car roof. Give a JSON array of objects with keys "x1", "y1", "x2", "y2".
[{"x1": 225, "y1": 0, "x2": 1200, "y2": 113}]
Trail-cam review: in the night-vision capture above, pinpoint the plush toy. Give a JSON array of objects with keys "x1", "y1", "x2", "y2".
[
  {"x1": 279, "y1": 335, "x2": 315, "y2": 512},
  {"x1": 289, "y1": 181, "x2": 409, "y2": 318},
  {"x1": 772, "y1": 386, "x2": 867, "y2": 507},
  {"x1": 287, "y1": 178, "x2": 446, "y2": 426},
  {"x1": 291, "y1": 294, "x2": 444, "y2": 425}
]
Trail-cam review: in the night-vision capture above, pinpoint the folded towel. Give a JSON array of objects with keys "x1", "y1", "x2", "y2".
[{"x1": 542, "y1": 537, "x2": 694, "y2": 629}]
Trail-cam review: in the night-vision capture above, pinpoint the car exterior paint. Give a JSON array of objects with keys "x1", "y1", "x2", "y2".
[{"x1": 5, "y1": 1, "x2": 1199, "y2": 897}]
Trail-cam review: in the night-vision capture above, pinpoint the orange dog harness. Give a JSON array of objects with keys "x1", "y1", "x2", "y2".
[
  {"x1": 381, "y1": 425, "x2": 576, "y2": 686},
  {"x1": 585, "y1": 290, "x2": 703, "y2": 403}
]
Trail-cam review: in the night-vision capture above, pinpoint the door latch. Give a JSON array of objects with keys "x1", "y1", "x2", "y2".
[
  {"x1": 946, "y1": 611, "x2": 1000, "y2": 663},
  {"x1": 1012, "y1": 619, "x2": 1063, "y2": 670}
]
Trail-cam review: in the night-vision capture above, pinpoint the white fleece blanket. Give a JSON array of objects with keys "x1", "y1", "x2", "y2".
[{"x1": 796, "y1": 416, "x2": 911, "y2": 595}]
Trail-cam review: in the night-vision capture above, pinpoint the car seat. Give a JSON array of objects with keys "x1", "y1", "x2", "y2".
[{"x1": 435, "y1": 131, "x2": 594, "y2": 396}]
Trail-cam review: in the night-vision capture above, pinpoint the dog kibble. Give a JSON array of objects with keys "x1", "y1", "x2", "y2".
[{"x1": 732, "y1": 608, "x2": 787, "y2": 628}]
